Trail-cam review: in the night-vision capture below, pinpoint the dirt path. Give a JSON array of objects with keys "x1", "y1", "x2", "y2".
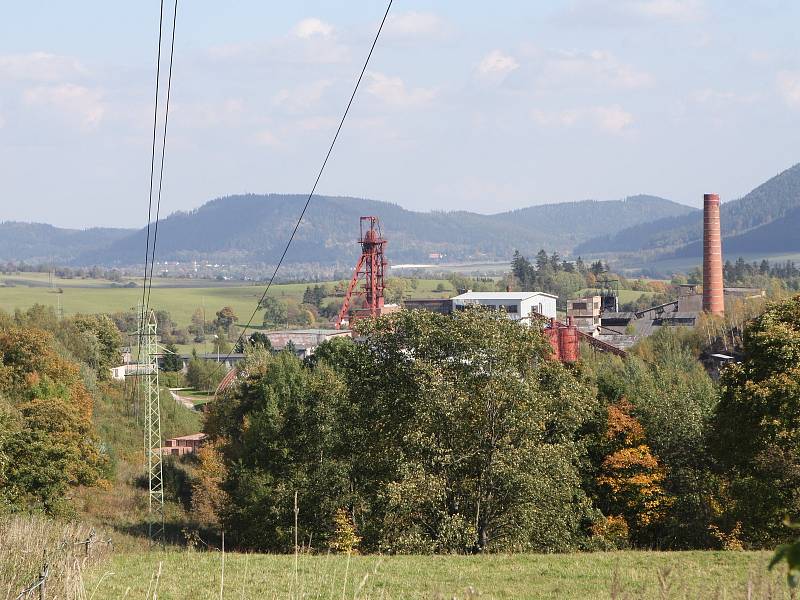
[{"x1": 168, "y1": 388, "x2": 196, "y2": 410}]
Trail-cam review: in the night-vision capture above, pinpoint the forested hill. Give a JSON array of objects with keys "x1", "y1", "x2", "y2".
[
  {"x1": 0, "y1": 222, "x2": 133, "y2": 264},
  {"x1": 575, "y1": 163, "x2": 800, "y2": 258},
  {"x1": 63, "y1": 194, "x2": 688, "y2": 267}
]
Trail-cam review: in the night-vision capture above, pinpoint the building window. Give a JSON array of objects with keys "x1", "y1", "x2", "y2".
[
  {"x1": 506, "y1": 304, "x2": 518, "y2": 313},
  {"x1": 573, "y1": 302, "x2": 587, "y2": 310}
]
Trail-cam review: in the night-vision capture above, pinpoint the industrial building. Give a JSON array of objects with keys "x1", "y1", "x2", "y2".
[
  {"x1": 566, "y1": 296, "x2": 602, "y2": 335},
  {"x1": 161, "y1": 433, "x2": 207, "y2": 456},
  {"x1": 263, "y1": 328, "x2": 352, "y2": 358},
  {"x1": 451, "y1": 291, "x2": 557, "y2": 321}
]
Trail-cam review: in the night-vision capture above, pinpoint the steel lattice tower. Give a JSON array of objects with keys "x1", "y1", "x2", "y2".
[
  {"x1": 336, "y1": 216, "x2": 388, "y2": 329},
  {"x1": 138, "y1": 307, "x2": 164, "y2": 543}
]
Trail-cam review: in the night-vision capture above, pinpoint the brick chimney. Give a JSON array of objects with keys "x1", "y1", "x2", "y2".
[{"x1": 703, "y1": 193, "x2": 724, "y2": 316}]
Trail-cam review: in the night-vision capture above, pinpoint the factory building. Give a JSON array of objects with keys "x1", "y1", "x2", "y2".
[
  {"x1": 450, "y1": 291, "x2": 558, "y2": 321},
  {"x1": 567, "y1": 296, "x2": 602, "y2": 335}
]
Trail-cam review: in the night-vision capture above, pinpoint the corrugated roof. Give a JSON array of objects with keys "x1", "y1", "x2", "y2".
[{"x1": 452, "y1": 291, "x2": 558, "y2": 301}]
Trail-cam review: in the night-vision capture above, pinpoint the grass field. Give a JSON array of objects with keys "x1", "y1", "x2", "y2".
[
  {"x1": 0, "y1": 273, "x2": 456, "y2": 330},
  {"x1": 83, "y1": 550, "x2": 789, "y2": 599}
]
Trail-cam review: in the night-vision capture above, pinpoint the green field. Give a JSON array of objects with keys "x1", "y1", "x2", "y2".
[
  {"x1": 0, "y1": 273, "x2": 456, "y2": 330},
  {"x1": 84, "y1": 550, "x2": 788, "y2": 599}
]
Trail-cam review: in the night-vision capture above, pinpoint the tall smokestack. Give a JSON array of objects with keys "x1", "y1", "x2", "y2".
[{"x1": 703, "y1": 193, "x2": 724, "y2": 316}]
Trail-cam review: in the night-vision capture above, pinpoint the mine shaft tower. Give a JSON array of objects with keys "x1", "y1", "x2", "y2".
[{"x1": 336, "y1": 216, "x2": 387, "y2": 329}]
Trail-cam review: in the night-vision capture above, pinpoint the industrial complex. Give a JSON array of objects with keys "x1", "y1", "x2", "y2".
[{"x1": 118, "y1": 193, "x2": 751, "y2": 390}]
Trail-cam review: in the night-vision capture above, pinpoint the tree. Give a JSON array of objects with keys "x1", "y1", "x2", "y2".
[
  {"x1": 711, "y1": 294, "x2": 800, "y2": 546},
  {"x1": 261, "y1": 296, "x2": 287, "y2": 327},
  {"x1": 67, "y1": 314, "x2": 123, "y2": 380},
  {"x1": 204, "y1": 309, "x2": 597, "y2": 553},
  {"x1": 0, "y1": 326, "x2": 105, "y2": 514},
  {"x1": 191, "y1": 440, "x2": 227, "y2": 526},
  {"x1": 189, "y1": 307, "x2": 206, "y2": 340},
  {"x1": 206, "y1": 351, "x2": 353, "y2": 551},
  {"x1": 590, "y1": 260, "x2": 605, "y2": 276},
  {"x1": 213, "y1": 306, "x2": 238, "y2": 333},
  {"x1": 235, "y1": 331, "x2": 273, "y2": 353},
  {"x1": 594, "y1": 399, "x2": 671, "y2": 544},
  {"x1": 351, "y1": 309, "x2": 597, "y2": 552},
  {"x1": 162, "y1": 343, "x2": 183, "y2": 372},
  {"x1": 535, "y1": 249, "x2": 550, "y2": 272},
  {"x1": 185, "y1": 352, "x2": 224, "y2": 392},
  {"x1": 585, "y1": 328, "x2": 720, "y2": 548}
]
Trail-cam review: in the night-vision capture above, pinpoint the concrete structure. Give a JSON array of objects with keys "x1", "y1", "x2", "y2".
[
  {"x1": 162, "y1": 433, "x2": 207, "y2": 456},
  {"x1": 703, "y1": 193, "x2": 725, "y2": 316},
  {"x1": 451, "y1": 291, "x2": 557, "y2": 321},
  {"x1": 567, "y1": 296, "x2": 601, "y2": 335},
  {"x1": 403, "y1": 298, "x2": 453, "y2": 315},
  {"x1": 110, "y1": 363, "x2": 140, "y2": 380},
  {"x1": 263, "y1": 328, "x2": 352, "y2": 358},
  {"x1": 165, "y1": 353, "x2": 245, "y2": 373}
]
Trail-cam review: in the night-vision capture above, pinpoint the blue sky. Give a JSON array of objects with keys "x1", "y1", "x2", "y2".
[{"x1": 2, "y1": 1, "x2": 800, "y2": 228}]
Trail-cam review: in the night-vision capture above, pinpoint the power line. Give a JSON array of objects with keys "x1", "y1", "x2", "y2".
[
  {"x1": 138, "y1": 0, "x2": 166, "y2": 348},
  {"x1": 219, "y1": 0, "x2": 394, "y2": 369},
  {"x1": 145, "y1": 0, "x2": 179, "y2": 316}
]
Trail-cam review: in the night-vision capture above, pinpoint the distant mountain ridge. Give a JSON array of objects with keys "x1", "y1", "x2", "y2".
[
  {"x1": 6, "y1": 160, "x2": 798, "y2": 271},
  {"x1": 68, "y1": 194, "x2": 692, "y2": 267},
  {"x1": 0, "y1": 195, "x2": 693, "y2": 267},
  {"x1": 576, "y1": 163, "x2": 800, "y2": 263},
  {"x1": 0, "y1": 222, "x2": 133, "y2": 264}
]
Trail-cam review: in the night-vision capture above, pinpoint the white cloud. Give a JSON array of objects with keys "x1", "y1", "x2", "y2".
[
  {"x1": 292, "y1": 18, "x2": 334, "y2": 39},
  {"x1": 365, "y1": 72, "x2": 437, "y2": 108},
  {"x1": 253, "y1": 129, "x2": 279, "y2": 146},
  {"x1": 528, "y1": 48, "x2": 653, "y2": 90},
  {"x1": 777, "y1": 71, "x2": 800, "y2": 108},
  {"x1": 532, "y1": 105, "x2": 634, "y2": 134},
  {"x1": 273, "y1": 80, "x2": 332, "y2": 113},
  {"x1": 295, "y1": 116, "x2": 338, "y2": 132},
  {"x1": 561, "y1": 0, "x2": 705, "y2": 26},
  {"x1": 23, "y1": 84, "x2": 105, "y2": 128},
  {"x1": 208, "y1": 19, "x2": 347, "y2": 65},
  {"x1": 0, "y1": 52, "x2": 87, "y2": 82},
  {"x1": 692, "y1": 88, "x2": 759, "y2": 106},
  {"x1": 476, "y1": 50, "x2": 519, "y2": 80},
  {"x1": 174, "y1": 98, "x2": 245, "y2": 128},
  {"x1": 386, "y1": 12, "x2": 447, "y2": 38}
]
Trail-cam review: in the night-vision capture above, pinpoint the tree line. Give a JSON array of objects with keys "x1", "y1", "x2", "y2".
[{"x1": 186, "y1": 296, "x2": 800, "y2": 553}]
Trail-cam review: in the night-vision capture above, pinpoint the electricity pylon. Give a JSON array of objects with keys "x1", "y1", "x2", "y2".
[{"x1": 136, "y1": 305, "x2": 164, "y2": 544}]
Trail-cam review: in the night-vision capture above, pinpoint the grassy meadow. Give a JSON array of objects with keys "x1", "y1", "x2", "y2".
[
  {"x1": 83, "y1": 549, "x2": 790, "y2": 599},
  {"x1": 0, "y1": 272, "x2": 457, "y2": 330}
]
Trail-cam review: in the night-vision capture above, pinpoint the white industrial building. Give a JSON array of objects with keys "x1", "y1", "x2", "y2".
[{"x1": 451, "y1": 291, "x2": 557, "y2": 321}]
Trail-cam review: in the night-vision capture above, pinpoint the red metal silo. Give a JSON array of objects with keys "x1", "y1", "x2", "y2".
[
  {"x1": 545, "y1": 318, "x2": 560, "y2": 360},
  {"x1": 558, "y1": 318, "x2": 580, "y2": 363}
]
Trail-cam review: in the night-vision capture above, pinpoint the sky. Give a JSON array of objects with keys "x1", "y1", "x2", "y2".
[{"x1": 2, "y1": 0, "x2": 800, "y2": 228}]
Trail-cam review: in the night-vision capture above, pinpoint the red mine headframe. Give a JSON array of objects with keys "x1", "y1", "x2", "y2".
[{"x1": 335, "y1": 216, "x2": 388, "y2": 329}]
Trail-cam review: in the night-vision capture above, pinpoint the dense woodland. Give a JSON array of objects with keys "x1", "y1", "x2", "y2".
[{"x1": 1, "y1": 282, "x2": 800, "y2": 556}]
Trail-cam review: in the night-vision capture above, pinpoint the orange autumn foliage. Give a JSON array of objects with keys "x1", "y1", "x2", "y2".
[{"x1": 596, "y1": 398, "x2": 672, "y2": 530}]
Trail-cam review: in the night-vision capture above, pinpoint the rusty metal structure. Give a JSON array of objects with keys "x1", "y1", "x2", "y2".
[
  {"x1": 703, "y1": 193, "x2": 725, "y2": 316},
  {"x1": 545, "y1": 317, "x2": 581, "y2": 363},
  {"x1": 542, "y1": 315, "x2": 627, "y2": 362},
  {"x1": 336, "y1": 216, "x2": 388, "y2": 329}
]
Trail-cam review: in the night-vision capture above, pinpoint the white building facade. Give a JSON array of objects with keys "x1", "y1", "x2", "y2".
[{"x1": 451, "y1": 291, "x2": 557, "y2": 321}]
